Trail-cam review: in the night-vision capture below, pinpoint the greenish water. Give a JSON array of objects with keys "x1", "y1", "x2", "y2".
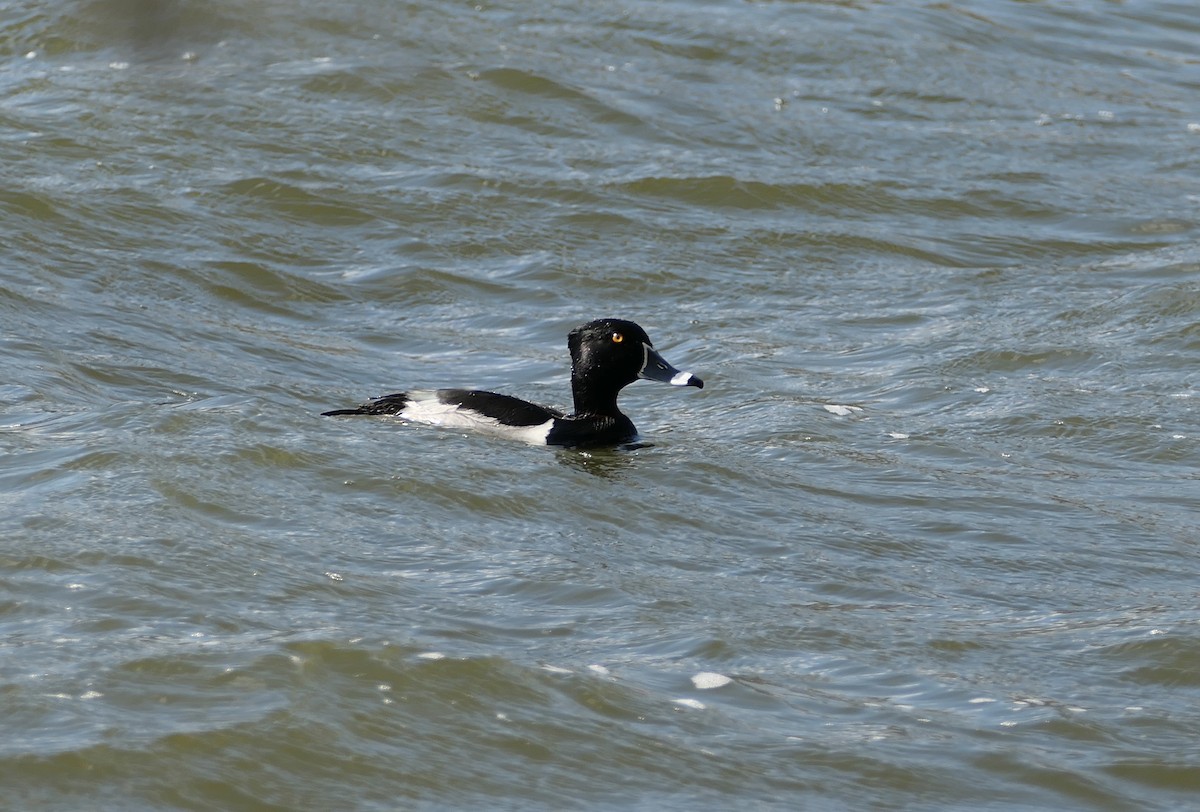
[{"x1": 3, "y1": 1, "x2": 1199, "y2": 809}]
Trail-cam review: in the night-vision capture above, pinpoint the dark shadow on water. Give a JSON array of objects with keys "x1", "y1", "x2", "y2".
[
  {"x1": 78, "y1": 0, "x2": 231, "y2": 60},
  {"x1": 554, "y1": 442, "x2": 651, "y2": 479}
]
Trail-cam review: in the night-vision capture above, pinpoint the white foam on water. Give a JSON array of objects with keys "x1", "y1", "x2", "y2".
[{"x1": 691, "y1": 672, "x2": 732, "y2": 690}]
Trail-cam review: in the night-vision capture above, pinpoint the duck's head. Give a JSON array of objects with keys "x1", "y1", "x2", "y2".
[{"x1": 568, "y1": 319, "x2": 704, "y2": 408}]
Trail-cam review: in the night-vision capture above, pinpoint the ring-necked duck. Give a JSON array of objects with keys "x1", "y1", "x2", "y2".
[{"x1": 322, "y1": 318, "x2": 703, "y2": 446}]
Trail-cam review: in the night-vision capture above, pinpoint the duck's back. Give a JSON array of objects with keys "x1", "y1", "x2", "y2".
[{"x1": 434, "y1": 389, "x2": 563, "y2": 426}]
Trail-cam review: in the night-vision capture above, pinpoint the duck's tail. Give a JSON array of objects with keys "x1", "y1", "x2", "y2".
[{"x1": 321, "y1": 393, "x2": 410, "y2": 417}]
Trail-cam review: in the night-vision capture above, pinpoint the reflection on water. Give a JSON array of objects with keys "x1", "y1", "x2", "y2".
[{"x1": 554, "y1": 444, "x2": 646, "y2": 478}]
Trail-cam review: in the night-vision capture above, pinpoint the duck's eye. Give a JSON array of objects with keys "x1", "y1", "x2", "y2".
[{"x1": 611, "y1": 332, "x2": 624, "y2": 344}]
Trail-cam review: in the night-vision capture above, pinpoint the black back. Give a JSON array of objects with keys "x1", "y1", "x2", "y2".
[{"x1": 436, "y1": 389, "x2": 562, "y2": 426}]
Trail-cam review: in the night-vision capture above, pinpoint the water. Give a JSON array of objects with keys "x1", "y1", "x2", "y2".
[{"x1": 3, "y1": 0, "x2": 1199, "y2": 809}]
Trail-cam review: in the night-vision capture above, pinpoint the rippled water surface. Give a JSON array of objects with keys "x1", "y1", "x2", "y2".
[{"x1": 3, "y1": 1, "x2": 1199, "y2": 809}]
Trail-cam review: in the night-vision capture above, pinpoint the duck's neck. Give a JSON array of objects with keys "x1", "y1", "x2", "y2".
[{"x1": 571, "y1": 376, "x2": 621, "y2": 418}]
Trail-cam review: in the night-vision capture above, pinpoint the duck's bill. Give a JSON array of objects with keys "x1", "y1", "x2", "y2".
[{"x1": 639, "y1": 344, "x2": 704, "y2": 389}]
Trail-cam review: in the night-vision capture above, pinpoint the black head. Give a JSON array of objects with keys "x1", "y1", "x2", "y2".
[{"x1": 567, "y1": 318, "x2": 703, "y2": 417}]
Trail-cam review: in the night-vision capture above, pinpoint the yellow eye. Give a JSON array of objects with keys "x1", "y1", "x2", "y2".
[{"x1": 611, "y1": 332, "x2": 624, "y2": 343}]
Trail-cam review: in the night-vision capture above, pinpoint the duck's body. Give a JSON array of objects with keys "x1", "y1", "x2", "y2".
[{"x1": 322, "y1": 319, "x2": 703, "y2": 447}]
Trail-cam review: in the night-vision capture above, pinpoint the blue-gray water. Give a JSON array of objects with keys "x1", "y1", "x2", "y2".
[{"x1": 3, "y1": 1, "x2": 1199, "y2": 809}]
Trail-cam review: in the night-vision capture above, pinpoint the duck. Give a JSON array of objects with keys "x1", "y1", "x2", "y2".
[{"x1": 321, "y1": 318, "x2": 703, "y2": 446}]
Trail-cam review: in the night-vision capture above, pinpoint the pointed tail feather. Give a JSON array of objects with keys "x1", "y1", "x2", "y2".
[{"x1": 321, "y1": 393, "x2": 410, "y2": 417}]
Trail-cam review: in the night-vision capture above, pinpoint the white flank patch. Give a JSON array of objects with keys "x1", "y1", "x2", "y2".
[
  {"x1": 396, "y1": 391, "x2": 461, "y2": 424},
  {"x1": 691, "y1": 672, "x2": 732, "y2": 690},
  {"x1": 398, "y1": 390, "x2": 554, "y2": 445}
]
